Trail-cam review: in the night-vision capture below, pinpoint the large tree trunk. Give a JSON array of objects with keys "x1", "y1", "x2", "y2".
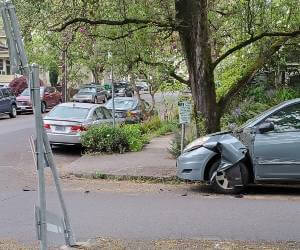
[{"x1": 175, "y1": 0, "x2": 220, "y2": 135}]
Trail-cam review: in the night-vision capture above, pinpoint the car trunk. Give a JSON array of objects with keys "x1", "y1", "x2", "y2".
[{"x1": 44, "y1": 118, "x2": 86, "y2": 134}]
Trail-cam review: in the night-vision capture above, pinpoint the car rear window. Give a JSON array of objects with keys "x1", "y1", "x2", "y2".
[
  {"x1": 106, "y1": 99, "x2": 137, "y2": 110},
  {"x1": 78, "y1": 87, "x2": 96, "y2": 94},
  {"x1": 47, "y1": 106, "x2": 90, "y2": 119}
]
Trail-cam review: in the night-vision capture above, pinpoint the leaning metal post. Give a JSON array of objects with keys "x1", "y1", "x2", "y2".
[
  {"x1": 42, "y1": 126, "x2": 76, "y2": 246},
  {"x1": 31, "y1": 65, "x2": 48, "y2": 250}
]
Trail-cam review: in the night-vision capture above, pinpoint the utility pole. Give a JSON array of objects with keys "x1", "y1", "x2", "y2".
[
  {"x1": 31, "y1": 65, "x2": 47, "y2": 250},
  {"x1": 62, "y1": 49, "x2": 68, "y2": 102}
]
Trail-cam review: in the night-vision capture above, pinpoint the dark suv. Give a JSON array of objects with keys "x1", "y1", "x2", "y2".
[{"x1": 0, "y1": 87, "x2": 17, "y2": 118}]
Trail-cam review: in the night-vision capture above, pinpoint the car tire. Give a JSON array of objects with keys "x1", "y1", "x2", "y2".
[
  {"x1": 41, "y1": 102, "x2": 47, "y2": 113},
  {"x1": 9, "y1": 105, "x2": 17, "y2": 118},
  {"x1": 208, "y1": 159, "x2": 249, "y2": 194},
  {"x1": 103, "y1": 95, "x2": 107, "y2": 103}
]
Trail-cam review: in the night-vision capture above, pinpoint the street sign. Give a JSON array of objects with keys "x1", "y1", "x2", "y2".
[
  {"x1": 178, "y1": 101, "x2": 192, "y2": 124},
  {"x1": 35, "y1": 206, "x2": 65, "y2": 240}
]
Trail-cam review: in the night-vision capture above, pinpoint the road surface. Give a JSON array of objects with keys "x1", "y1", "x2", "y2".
[{"x1": 1, "y1": 104, "x2": 300, "y2": 247}]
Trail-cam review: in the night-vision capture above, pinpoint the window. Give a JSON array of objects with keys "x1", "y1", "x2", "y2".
[
  {"x1": 2, "y1": 88, "x2": 10, "y2": 97},
  {"x1": 264, "y1": 103, "x2": 300, "y2": 132},
  {"x1": 6, "y1": 60, "x2": 10, "y2": 75},
  {"x1": 94, "y1": 108, "x2": 106, "y2": 120},
  {"x1": 102, "y1": 107, "x2": 112, "y2": 119},
  {"x1": 0, "y1": 59, "x2": 3, "y2": 72}
]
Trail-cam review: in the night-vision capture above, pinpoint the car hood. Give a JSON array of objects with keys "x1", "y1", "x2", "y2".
[{"x1": 16, "y1": 96, "x2": 30, "y2": 101}]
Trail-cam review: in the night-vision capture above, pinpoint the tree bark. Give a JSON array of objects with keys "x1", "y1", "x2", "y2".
[{"x1": 175, "y1": 0, "x2": 219, "y2": 134}]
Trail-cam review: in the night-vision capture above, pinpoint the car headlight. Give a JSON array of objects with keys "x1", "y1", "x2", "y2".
[{"x1": 183, "y1": 136, "x2": 209, "y2": 153}]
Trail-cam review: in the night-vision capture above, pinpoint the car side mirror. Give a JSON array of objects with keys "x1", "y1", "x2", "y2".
[{"x1": 258, "y1": 122, "x2": 274, "y2": 133}]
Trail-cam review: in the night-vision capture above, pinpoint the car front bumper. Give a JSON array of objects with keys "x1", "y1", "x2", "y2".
[
  {"x1": 46, "y1": 132, "x2": 81, "y2": 145},
  {"x1": 17, "y1": 105, "x2": 33, "y2": 112},
  {"x1": 73, "y1": 98, "x2": 93, "y2": 103},
  {"x1": 176, "y1": 146, "x2": 216, "y2": 181}
]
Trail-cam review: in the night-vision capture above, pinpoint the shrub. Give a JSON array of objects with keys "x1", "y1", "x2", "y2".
[
  {"x1": 122, "y1": 124, "x2": 148, "y2": 152},
  {"x1": 140, "y1": 116, "x2": 162, "y2": 134},
  {"x1": 81, "y1": 125, "x2": 129, "y2": 153}
]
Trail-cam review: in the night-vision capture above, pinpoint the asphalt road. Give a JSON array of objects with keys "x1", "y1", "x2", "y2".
[
  {"x1": 0, "y1": 113, "x2": 81, "y2": 191},
  {"x1": 1, "y1": 188, "x2": 300, "y2": 246}
]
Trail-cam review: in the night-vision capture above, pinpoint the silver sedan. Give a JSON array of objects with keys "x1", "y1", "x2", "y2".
[
  {"x1": 43, "y1": 102, "x2": 120, "y2": 146},
  {"x1": 177, "y1": 98, "x2": 300, "y2": 194}
]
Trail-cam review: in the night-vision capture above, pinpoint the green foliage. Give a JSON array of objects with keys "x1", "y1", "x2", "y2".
[
  {"x1": 81, "y1": 117, "x2": 177, "y2": 154},
  {"x1": 140, "y1": 116, "x2": 162, "y2": 134},
  {"x1": 121, "y1": 124, "x2": 149, "y2": 152},
  {"x1": 221, "y1": 84, "x2": 300, "y2": 129},
  {"x1": 81, "y1": 125, "x2": 129, "y2": 153}
]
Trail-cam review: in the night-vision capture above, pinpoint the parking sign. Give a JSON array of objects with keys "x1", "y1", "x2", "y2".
[{"x1": 178, "y1": 101, "x2": 192, "y2": 124}]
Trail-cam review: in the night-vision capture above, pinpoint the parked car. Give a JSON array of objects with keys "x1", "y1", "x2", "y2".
[
  {"x1": 136, "y1": 81, "x2": 149, "y2": 92},
  {"x1": 72, "y1": 84, "x2": 108, "y2": 103},
  {"x1": 0, "y1": 86, "x2": 17, "y2": 118},
  {"x1": 16, "y1": 86, "x2": 62, "y2": 113},
  {"x1": 43, "y1": 103, "x2": 118, "y2": 146},
  {"x1": 114, "y1": 82, "x2": 134, "y2": 97},
  {"x1": 105, "y1": 97, "x2": 149, "y2": 123},
  {"x1": 177, "y1": 98, "x2": 300, "y2": 194}
]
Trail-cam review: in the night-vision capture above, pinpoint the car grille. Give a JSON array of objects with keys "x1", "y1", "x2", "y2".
[{"x1": 17, "y1": 101, "x2": 28, "y2": 106}]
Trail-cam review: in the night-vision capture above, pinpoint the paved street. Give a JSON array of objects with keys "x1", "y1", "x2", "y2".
[{"x1": 1, "y1": 106, "x2": 300, "y2": 248}]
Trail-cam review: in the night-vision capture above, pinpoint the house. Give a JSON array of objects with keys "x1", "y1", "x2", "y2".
[{"x1": 0, "y1": 25, "x2": 49, "y2": 86}]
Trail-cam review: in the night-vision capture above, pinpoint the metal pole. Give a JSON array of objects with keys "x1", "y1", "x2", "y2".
[
  {"x1": 31, "y1": 64, "x2": 47, "y2": 250},
  {"x1": 111, "y1": 65, "x2": 115, "y2": 128},
  {"x1": 41, "y1": 129, "x2": 76, "y2": 246},
  {"x1": 62, "y1": 49, "x2": 68, "y2": 103},
  {"x1": 180, "y1": 123, "x2": 185, "y2": 154},
  {"x1": 5, "y1": 2, "x2": 30, "y2": 77}
]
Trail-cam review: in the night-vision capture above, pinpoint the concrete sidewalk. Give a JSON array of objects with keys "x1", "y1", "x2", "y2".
[{"x1": 62, "y1": 135, "x2": 177, "y2": 179}]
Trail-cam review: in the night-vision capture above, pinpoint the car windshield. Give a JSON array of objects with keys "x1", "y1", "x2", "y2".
[
  {"x1": 239, "y1": 102, "x2": 289, "y2": 129},
  {"x1": 47, "y1": 106, "x2": 90, "y2": 119},
  {"x1": 78, "y1": 87, "x2": 96, "y2": 94},
  {"x1": 20, "y1": 87, "x2": 44, "y2": 96},
  {"x1": 106, "y1": 99, "x2": 137, "y2": 110}
]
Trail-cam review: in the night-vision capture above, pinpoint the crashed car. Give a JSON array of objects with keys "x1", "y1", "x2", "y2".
[{"x1": 177, "y1": 98, "x2": 300, "y2": 194}]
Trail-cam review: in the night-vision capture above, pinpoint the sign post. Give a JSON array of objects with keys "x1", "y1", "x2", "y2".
[{"x1": 178, "y1": 100, "x2": 192, "y2": 154}]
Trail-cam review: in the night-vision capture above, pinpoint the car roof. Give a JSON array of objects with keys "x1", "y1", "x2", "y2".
[
  {"x1": 57, "y1": 102, "x2": 101, "y2": 109},
  {"x1": 111, "y1": 97, "x2": 138, "y2": 101}
]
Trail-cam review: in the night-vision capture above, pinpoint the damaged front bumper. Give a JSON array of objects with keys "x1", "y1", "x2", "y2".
[{"x1": 177, "y1": 133, "x2": 249, "y2": 186}]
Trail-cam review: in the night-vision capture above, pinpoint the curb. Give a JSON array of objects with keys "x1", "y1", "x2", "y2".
[{"x1": 65, "y1": 172, "x2": 185, "y2": 184}]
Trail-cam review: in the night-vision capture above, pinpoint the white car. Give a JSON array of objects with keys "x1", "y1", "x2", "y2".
[{"x1": 43, "y1": 102, "x2": 121, "y2": 146}]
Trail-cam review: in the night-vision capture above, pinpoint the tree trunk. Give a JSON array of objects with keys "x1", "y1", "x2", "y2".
[{"x1": 175, "y1": 0, "x2": 220, "y2": 135}]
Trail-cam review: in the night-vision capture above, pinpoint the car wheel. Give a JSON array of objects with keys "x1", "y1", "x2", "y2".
[
  {"x1": 9, "y1": 105, "x2": 17, "y2": 118},
  {"x1": 103, "y1": 95, "x2": 108, "y2": 103},
  {"x1": 41, "y1": 102, "x2": 47, "y2": 113},
  {"x1": 208, "y1": 159, "x2": 249, "y2": 194}
]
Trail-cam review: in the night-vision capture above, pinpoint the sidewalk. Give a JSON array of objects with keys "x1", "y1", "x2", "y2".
[{"x1": 62, "y1": 135, "x2": 177, "y2": 179}]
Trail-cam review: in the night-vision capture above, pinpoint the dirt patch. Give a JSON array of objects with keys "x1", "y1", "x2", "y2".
[{"x1": 80, "y1": 238, "x2": 300, "y2": 250}]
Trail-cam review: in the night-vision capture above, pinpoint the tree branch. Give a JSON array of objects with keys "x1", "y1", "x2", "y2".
[
  {"x1": 50, "y1": 17, "x2": 174, "y2": 32},
  {"x1": 87, "y1": 25, "x2": 148, "y2": 40},
  {"x1": 217, "y1": 37, "x2": 289, "y2": 111},
  {"x1": 212, "y1": 30, "x2": 300, "y2": 69}
]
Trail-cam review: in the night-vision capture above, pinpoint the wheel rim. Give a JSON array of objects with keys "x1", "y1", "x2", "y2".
[
  {"x1": 12, "y1": 107, "x2": 17, "y2": 117},
  {"x1": 215, "y1": 171, "x2": 233, "y2": 190},
  {"x1": 42, "y1": 103, "x2": 46, "y2": 112}
]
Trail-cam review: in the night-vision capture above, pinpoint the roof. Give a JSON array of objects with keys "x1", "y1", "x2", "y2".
[
  {"x1": 112, "y1": 97, "x2": 138, "y2": 101},
  {"x1": 58, "y1": 102, "x2": 101, "y2": 109}
]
